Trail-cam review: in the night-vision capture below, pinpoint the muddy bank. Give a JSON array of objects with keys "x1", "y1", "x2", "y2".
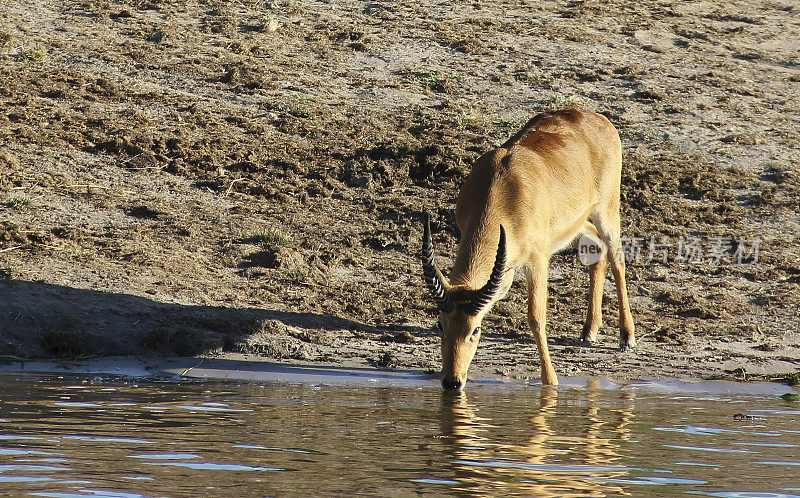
[{"x1": 1, "y1": 0, "x2": 799, "y2": 383}]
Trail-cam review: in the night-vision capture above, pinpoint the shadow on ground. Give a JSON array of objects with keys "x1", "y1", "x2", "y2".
[{"x1": 0, "y1": 279, "x2": 402, "y2": 360}]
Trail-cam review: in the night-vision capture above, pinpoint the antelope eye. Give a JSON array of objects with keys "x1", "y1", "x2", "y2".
[{"x1": 470, "y1": 327, "x2": 481, "y2": 340}]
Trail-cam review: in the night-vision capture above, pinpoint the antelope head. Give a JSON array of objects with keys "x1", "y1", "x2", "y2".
[{"x1": 422, "y1": 213, "x2": 506, "y2": 390}]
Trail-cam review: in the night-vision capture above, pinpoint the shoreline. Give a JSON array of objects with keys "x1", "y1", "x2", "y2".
[{"x1": 1, "y1": 351, "x2": 798, "y2": 391}]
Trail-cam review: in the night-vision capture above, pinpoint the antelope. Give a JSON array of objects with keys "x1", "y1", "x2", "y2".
[{"x1": 422, "y1": 108, "x2": 636, "y2": 389}]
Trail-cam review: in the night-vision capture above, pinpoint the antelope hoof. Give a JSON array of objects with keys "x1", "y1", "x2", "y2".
[
  {"x1": 580, "y1": 331, "x2": 598, "y2": 347},
  {"x1": 619, "y1": 338, "x2": 637, "y2": 351},
  {"x1": 581, "y1": 322, "x2": 599, "y2": 345},
  {"x1": 441, "y1": 375, "x2": 464, "y2": 391}
]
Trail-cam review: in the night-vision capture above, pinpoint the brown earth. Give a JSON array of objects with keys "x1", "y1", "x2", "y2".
[{"x1": 1, "y1": 0, "x2": 799, "y2": 385}]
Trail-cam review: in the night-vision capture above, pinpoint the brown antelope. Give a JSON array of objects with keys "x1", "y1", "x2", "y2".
[{"x1": 422, "y1": 108, "x2": 636, "y2": 389}]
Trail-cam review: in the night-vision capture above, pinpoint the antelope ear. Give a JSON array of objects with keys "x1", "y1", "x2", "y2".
[
  {"x1": 466, "y1": 225, "x2": 506, "y2": 316},
  {"x1": 422, "y1": 212, "x2": 454, "y2": 313}
]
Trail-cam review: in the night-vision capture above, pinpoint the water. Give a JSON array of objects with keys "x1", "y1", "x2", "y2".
[{"x1": 1, "y1": 373, "x2": 799, "y2": 497}]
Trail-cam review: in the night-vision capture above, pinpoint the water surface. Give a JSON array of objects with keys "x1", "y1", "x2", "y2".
[{"x1": 1, "y1": 373, "x2": 799, "y2": 496}]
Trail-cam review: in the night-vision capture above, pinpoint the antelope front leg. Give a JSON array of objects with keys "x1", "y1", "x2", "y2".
[{"x1": 526, "y1": 255, "x2": 558, "y2": 386}]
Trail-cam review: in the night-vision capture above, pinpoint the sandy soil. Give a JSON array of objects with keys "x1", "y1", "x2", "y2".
[{"x1": 1, "y1": 0, "x2": 799, "y2": 384}]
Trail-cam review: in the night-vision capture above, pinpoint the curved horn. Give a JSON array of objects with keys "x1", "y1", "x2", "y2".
[
  {"x1": 466, "y1": 225, "x2": 507, "y2": 316},
  {"x1": 422, "y1": 213, "x2": 454, "y2": 313}
]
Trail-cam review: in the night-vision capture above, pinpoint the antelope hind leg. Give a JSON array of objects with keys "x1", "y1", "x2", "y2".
[
  {"x1": 579, "y1": 221, "x2": 606, "y2": 344},
  {"x1": 592, "y1": 213, "x2": 636, "y2": 350}
]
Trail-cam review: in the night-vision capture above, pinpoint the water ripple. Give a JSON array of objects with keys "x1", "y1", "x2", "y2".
[
  {"x1": 409, "y1": 477, "x2": 461, "y2": 485},
  {"x1": 128, "y1": 453, "x2": 201, "y2": 460},
  {"x1": 732, "y1": 442, "x2": 797, "y2": 448},
  {"x1": 233, "y1": 444, "x2": 325, "y2": 454},
  {"x1": 0, "y1": 449, "x2": 53, "y2": 455},
  {"x1": 0, "y1": 464, "x2": 70, "y2": 472},
  {"x1": 687, "y1": 491, "x2": 800, "y2": 498},
  {"x1": 0, "y1": 476, "x2": 53, "y2": 483},
  {"x1": 587, "y1": 476, "x2": 708, "y2": 485},
  {"x1": 452, "y1": 459, "x2": 630, "y2": 473},
  {"x1": 144, "y1": 462, "x2": 285, "y2": 471},
  {"x1": 175, "y1": 405, "x2": 253, "y2": 413},
  {"x1": 0, "y1": 434, "x2": 41, "y2": 440},
  {"x1": 663, "y1": 444, "x2": 756, "y2": 454},
  {"x1": 654, "y1": 426, "x2": 738, "y2": 436},
  {"x1": 30, "y1": 490, "x2": 150, "y2": 497},
  {"x1": 63, "y1": 436, "x2": 152, "y2": 444}
]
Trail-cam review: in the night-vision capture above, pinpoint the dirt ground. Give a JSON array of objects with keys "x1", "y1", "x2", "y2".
[{"x1": 1, "y1": 0, "x2": 799, "y2": 385}]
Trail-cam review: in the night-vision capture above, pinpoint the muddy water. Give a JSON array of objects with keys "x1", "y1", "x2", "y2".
[{"x1": 1, "y1": 374, "x2": 799, "y2": 497}]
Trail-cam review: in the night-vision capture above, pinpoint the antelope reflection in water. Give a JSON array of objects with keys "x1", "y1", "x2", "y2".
[{"x1": 439, "y1": 379, "x2": 635, "y2": 496}]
